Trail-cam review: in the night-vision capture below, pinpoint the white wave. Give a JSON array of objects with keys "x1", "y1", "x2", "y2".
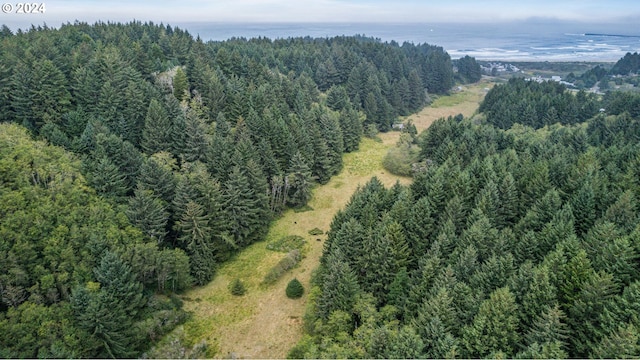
[{"x1": 448, "y1": 48, "x2": 532, "y2": 60}]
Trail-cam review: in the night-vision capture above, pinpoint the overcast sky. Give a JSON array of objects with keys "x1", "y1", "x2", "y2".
[{"x1": 1, "y1": 0, "x2": 638, "y2": 29}]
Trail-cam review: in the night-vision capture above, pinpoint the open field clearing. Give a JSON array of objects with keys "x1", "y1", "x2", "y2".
[{"x1": 157, "y1": 83, "x2": 488, "y2": 358}]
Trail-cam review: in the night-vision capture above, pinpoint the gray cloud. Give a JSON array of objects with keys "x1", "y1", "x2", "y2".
[{"x1": 3, "y1": 0, "x2": 638, "y2": 30}]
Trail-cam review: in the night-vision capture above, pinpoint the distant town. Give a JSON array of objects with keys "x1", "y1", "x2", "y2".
[
  {"x1": 480, "y1": 60, "x2": 640, "y2": 94},
  {"x1": 480, "y1": 62, "x2": 522, "y2": 75}
]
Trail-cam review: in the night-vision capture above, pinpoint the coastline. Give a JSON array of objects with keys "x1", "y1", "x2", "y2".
[{"x1": 173, "y1": 22, "x2": 640, "y2": 63}]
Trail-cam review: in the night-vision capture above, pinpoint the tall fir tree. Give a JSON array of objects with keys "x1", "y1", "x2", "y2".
[
  {"x1": 286, "y1": 152, "x2": 313, "y2": 207},
  {"x1": 173, "y1": 67, "x2": 189, "y2": 101},
  {"x1": 176, "y1": 201, "x2": 216, "y2": 285},
  {"x1": 127, "y1": 185, "x2": 169, "y2": 245},
  {"x1": 461, "y1": 287, "x2": 520, "y2": 358},
  {"x1": 141, "y1": 99, "x2": 173, "y2": 155}
]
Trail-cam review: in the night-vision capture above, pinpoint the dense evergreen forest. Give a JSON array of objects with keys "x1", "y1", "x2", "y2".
[
  {"x1": 0, "y1": 21, "x2": 463, "y2": 357},
  {"x1": 563, "y1": 52, "x2": 640, "y2": 89},
  {"x1": 294, "y1": 79, "x2": 640, "y2": 358},
  {"x1": 611, "y1": 52, "x2": 640, "y2": 76}
]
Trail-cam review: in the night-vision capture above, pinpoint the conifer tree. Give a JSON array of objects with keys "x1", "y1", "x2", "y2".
[
  {"x1": 286, "y1": 152, "x2": 313, "y2": 207},
  {"x1": 311, "y1": 131, "x2": 333, "y2": 184},
  {"x1": 498, "y1": 172, "x2": 519, "y2": 228},
  {"x1": 415, "y1": 287, "x2": 457, "y2": 335},
  {"x1": 206, "y1": 113, "x2": 234, "y2": 182},
  {"x1": 591, "y1": 323, "x2": 640, "y2": 359},
  {"x1": 407, "y1": 69, "x2": 425, "y2": 110},
  {"x1": 96, "y1": 80, "x2": 123, "y2": 131},
  {"x1": 404, "y1": 197, "x2": 436, "y2": 257},
  {"x1": 71, "y1": 286, "x2": 133, "y2": 358},
  {"x1": 608, "y1": 280, "x2": 640, "y2": 331},
  {"x1": 30, "y1": 59, "x2": 71, "y2": 128},
  {"x1": 177, "y1": 201, "x2": 215, "y2": 285},
  {"x1": 339, "y1": 104, "x2": 362, "y2": 153},
  {"x1": 568, "y1": 271, "x2": 619, "y2": 357},
  {"x1": 385, "y1": 220, "x2": 410, "y2": 271},
  {"x1": 11, "y1": 62, "x2": 35, "y2": 131},
  {"x1": 164, "y1": 94, "x2": 187, "y2": 157},
  {"x1": 173, "y1": 67, "x2": 189, "y2": 101},
  {"x1": 318, "y1": 107, "x2": 344, "y2": 175},
  {"x1": 71, "y1": 65, "x2": 102, "y2": 111},
  {"x1": 229, "y1": 278, "x2": 246, "y2": 296},
  {"x1": 88, "y1": 156, "x2": 128, "y2": 199},
  {"x1": 317, "y1": 250, "x2": 361, "y2": 320},
  {"x1": 127, "y1": 185, "x2": 169, "y2": 245},
  {"x1": 387, "y1": 266, "x2": 409, "y2": 311},
  {"x1": 524, "y1": 305, "x2": 569, "y2": 350},
  {"x1": 182, "y1": 108, "x2": 209, "y2": 163},
  {"x1": 141, "y1": 99, "x2": 173, "y2": 154},
  {"x1": 359, "y1": 232, "x2": 396, "y2": 303},
  {"x1": 0, "y1": 64, "x2": 12, "y2": 122},
  {"x1": 406, "y1": 252, "x2": 443, "y2": 317},
  {"x1": 121, "y1": 80, "x2": 148, "y2": 146},
  {"x1": 570, "y1": 181, "x2": 597, "y2": 236},
  {"x1": 223, "y1": 166, "x2": 257, "y2": 247},
  {"x1": 172, "y1": 169, "x2": 200, "y2": 221},
  {"x1": 93, "y1": 133, "x2": 143, "y2": 193},
  {"x1": 286, "y1": 278, "x2": 305, "y2": 299},
  {"x1": 326, "y1": 85, "x2": 349, "y2": 111},
  {"x1": 70, "y1": 252, "x2": 145, "y2": 358},
  {"x1": 461, "y1": 287, "x2": 520, "y2": 358},
  {"x1": 138, "y1": 152, "x2": 177, "y2": 206},
  {"x1": 603, "y1": 190, "x2": 638, "y2": 234},
  {"x1": 518, "y1": 265, "x2": 558, "y2": 330},
  {"x1": 93, "y1": 251, "x2": 145, "y2": 318}
]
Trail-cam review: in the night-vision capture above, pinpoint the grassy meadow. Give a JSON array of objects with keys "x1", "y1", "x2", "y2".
[{"x1": 151, "y1": 83, "x2": 487, "y2": 358}]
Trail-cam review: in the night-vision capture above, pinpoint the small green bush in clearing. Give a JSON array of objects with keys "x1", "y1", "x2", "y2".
[
  {"x1": 308, "y1": 228, "x2": 324, "y2": 236},
  {"x1": 229, "y1": 278, "x2": 246, "y2": 296},
  {"x1": 286, "y1": 278, "x2": 304, "y2": 299}
]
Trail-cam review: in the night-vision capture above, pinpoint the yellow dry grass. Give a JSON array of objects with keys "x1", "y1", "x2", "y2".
[
  {"x1": 406, "y1": 80, "x2": 493, "y2": 132},
  {"x1": 167, "y1": 83, "x2": 489, "y2": 359}
]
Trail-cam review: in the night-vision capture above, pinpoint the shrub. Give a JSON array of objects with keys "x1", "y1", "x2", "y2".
[
  {"x1": 229, "y1": 278, "x2": 246, "y2": 296},
  {"x1": 286, "y1": 278, "x2": 304, "y2": 299},
  {"x1": 262, "y1": 250, "x2": 302, "y2": 285},
  {"x1": 308, "y1": 228, "x2": 324, "y2": 236},
  {"x1": 365, "y1": 123, "x2": 379, "y2": 138},
  {"x1": 382, "y1": 144, "x2": 420, "y2": 177}
]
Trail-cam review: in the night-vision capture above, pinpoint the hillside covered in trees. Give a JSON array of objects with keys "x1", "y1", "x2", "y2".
[
  {"x1": 0, "y1": 21, "x2": 465, "y2": 357},
  {"x1": 294, "y1": 79, "x2": 640, "y2": 358}
]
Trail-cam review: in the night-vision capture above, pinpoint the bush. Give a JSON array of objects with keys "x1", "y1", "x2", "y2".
[
  {"x1": 382, "y1": 145, "x2": 420, "y2": 177},
  {"x1": 365, "y1": 123, "x2": 379, "y2": 138},
  {"x1": 229, "y1": 278, "x2": 246, "y2": 296},
  {"x1": 308, "y1": 228, "x2": 324, "y2": 236},
  {"x1": 286, "y1": 278, "x2": 304, "y2": 299},
  {"x1": 262, "y1": 250, "x2": 302, "y2": 285}
]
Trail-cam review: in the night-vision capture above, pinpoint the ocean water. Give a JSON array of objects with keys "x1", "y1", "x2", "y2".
[{"x1": 177, "y1": 22, "x2": 640, "y2": 62}]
